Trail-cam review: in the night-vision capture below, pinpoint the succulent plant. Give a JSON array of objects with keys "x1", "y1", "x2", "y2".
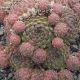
[
  {"x1": 52, "y1": 37, "x2": 64, "y2": 48},
  {"x1": 54, "y1": 22, "x2": 69, "y2": 37},
  {"x1": 0, "y1": 50, "x2": 9, "y2": 68},
  {"x1": 60, "y1": 6, "x2": 80, "y2": 43},
  {"x1": 51, "y1": 3, "x2": 63, "y2": 15},
  {"x1": 19, "y1": 42, "x2": 35, "y2": 57},
  {"x1": 58, "y1": 69, "x2": 74, "y2": 80},
  {"x1": 21, "y1": 15, "x2": 54, "y2": 49},
  {"x1": 66, "y1": 55, "x2": 80, "y2": 71},
  {"x1": 14, "y1": 67, "x2": 32, "y2": 80},
  {"x1": 43, "y1": 70, "x2": 58, "y2": 80},
  {"x1": 68, "y1": 0, "x2": 80, "y2": 7},
  {"x1": 72, "y1": 3, "x2": 80, "y2": 15},
  {"x1": 32, "y1": 48, "x2": 47, "y2": 64},
  {"x1": 0, "y1": 0, "x2": 80, "y2": 80},
  {"x1": 31, "y1": 69, "x2": 44, "y2": 80},
  {"x1": 12, "y1": 21, "x2": 26, "y2": 33},
  {"x1": 48, "y1": 13, "x2": 60, "y2": 25}
]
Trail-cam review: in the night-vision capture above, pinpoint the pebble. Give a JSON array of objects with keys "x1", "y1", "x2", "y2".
[
  {"x1": 0, "y1": 27, "x2": 4, "y2": 36},
  {"x1": 78, "y1": 73, "x2": 80, "y2": 80},
  {"x1": 74, "y1": 75, "x2": 78, "y2": 80},
  {"x1": 73, "y1": 72, "x2": 78, "y2": 80},
  {"x1": 0, "y1": 23, "x2": 6, "y2": 45},
  {"x1": 0, "y1": 66, "x2": 15, "y2": 80},
  {"x1": 70, "y1": 40, "x2": 79, "y2": 52},
  {"x1": 70, "y1": 44, "x2": 79, "y2": 52},
  {"x1": 0, "y1": 69, "x2": 7, "y2": 80}
]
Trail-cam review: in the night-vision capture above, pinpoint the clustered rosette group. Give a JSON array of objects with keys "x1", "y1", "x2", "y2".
[{"x1": 0, "y1": 0, "x2": 80, "y2": 80}]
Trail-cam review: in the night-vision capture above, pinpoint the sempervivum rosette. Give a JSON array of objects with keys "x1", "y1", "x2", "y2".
[
  {"x1": 14, "y1": 67, "x2": 32, "y2": 80},
  {"x1": 0, "y1": 50, "x2": 9, "y2": 68},
  {"x1": 43, "y1": 70, "x2": 59, "y2": 80},
  {"x1": 66, "y1": 55, "x2": 80, "y2": 71},
  {"x1": 58, "y1": 69, "x2": 74, "y2": 80},
  {"x1": 31, "y1": 69, "x2": 44, "y2": 80},
  {"x1": 60, "y1": 6, "x2": 80, "y2": 43},
  {"x1": 21, "y1": 15, "x2": 53, "y2": 48}
]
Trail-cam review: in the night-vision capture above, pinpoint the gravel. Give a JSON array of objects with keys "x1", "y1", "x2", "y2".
[
  {"x1": 0, "y1": 23, "x2": 6, "y2": 45},
  {"x1": 0, "y1": 66, "x2": 15, "y2": 80},
  {"x1": 78, "y1": 73, "x2": 80, "y2": 80}
]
